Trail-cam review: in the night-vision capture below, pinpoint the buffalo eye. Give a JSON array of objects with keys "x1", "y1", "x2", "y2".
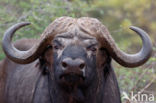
[
  {"x1": 87, "y1": 44, "x2": 97, "y2": 53},
  {"x1": 53, "y1": 44, "x2": 63, "y2": 51},
  {"x1": 89, "y1": 47, "x2": 97, "y2": 52},
  {"x1": 53, "y1": 45, "x2": 59, "y2": 50},
  {"x1": 53, "y1": 40, "x2": 63, "y2": 51}
]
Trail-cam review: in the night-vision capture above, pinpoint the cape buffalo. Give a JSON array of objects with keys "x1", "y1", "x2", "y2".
[{"x1": 0, "y1": 17, "x2": 152, "y2": 103}]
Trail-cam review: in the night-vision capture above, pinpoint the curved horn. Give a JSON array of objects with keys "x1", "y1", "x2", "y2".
[
  {"x1": 105, "y1": 26, "x2": 152, "y2": 67},
  {"x1": 2, "y1": 22, "x2": 53, "y2": 64}
]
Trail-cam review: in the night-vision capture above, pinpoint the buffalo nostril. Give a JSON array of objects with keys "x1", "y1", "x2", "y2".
[
  {"x1": 62, "y1": 62, "x2": 67, "y2": 68},
  {"x1": 79, "y1": 63, "x2": 85, "y2": 69}
]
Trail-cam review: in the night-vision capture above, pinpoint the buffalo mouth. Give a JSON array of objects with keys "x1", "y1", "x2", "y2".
[{"x1": 59, "y1": 73, "x2": 85, "y2": 86}]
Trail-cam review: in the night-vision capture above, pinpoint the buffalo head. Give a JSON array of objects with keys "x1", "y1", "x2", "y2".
[{"x1": 2, "y1": 17, "x2": 152, "y2": 91}]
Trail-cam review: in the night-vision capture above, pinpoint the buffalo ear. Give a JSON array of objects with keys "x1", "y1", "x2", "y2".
[
  {"x1": 38, "y1": 46, "x2": 52, "y2": 65},
  {"x1": 38, "y1": 45, "x2": 53, "y2": 74},
  {"x1": 103, "y1": 57, "x2": 112, "y2": 79},
  {"x1": 41, "y1": 45, "x2": 53, "y2": 65},
  {"x1": 103, "y1": 50, "x2": 112, "y2": 79},
  {"x1": 97, "y1": 48, "x2": 110, "y2": 69}
]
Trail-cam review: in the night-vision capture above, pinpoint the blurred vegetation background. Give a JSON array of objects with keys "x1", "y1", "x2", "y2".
[{"x1": 0, "y1": 0, "x2": 155, "y2": 102}]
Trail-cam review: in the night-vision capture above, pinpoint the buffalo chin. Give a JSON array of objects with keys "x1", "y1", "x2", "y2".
[{"x1": 59, "y1": 73, "x2": 85, "y2": 87}]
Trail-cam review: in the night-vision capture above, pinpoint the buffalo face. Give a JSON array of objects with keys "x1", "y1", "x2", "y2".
[{"x1": 52, "y1": 31, "x2": 100, "y2": 88}]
